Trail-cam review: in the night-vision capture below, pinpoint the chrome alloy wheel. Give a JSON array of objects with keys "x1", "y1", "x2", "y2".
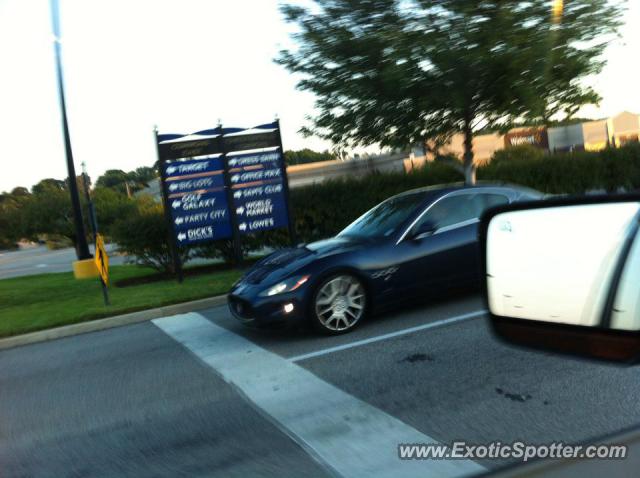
[{"x1": 314, "y1": 275, "x2": 366, "y2": 332}]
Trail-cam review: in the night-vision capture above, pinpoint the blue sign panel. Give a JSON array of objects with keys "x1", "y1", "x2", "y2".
[
  {"x1": 227, "y1": 150, "x2": 282, "y2": 169},
  {"x1": 231, "y1": 173, "x2": 288, "y2": 235},
  {"x1": 229, "y1": 166, "x2": 283, "y2": 186},
  {"x1": 164, "y1": 158, "x2": 225, "y2": 194},
  {"x1": 163, "y1": 157, "x2": 233, "y2": 245},
  {"x1": 166, "y1": 173, "x2": 225, "y2": 193},
  {"x1": 174, "y1": 224, "x2": 233, "y2": 245},
  {"x1": 169, "y1": 190, "x2": 232, "y2": 245},
  {"x1": 231, "y1": 180, "x2": 285, "y2": 201},
  {"x1": 163, "y1": 158, "x2": 223, "y2": 178}
]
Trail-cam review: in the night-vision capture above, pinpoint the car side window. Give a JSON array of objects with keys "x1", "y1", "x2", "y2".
[
  {"x1": 478, "y1": 193, "x2": 510, "y2": 214},
  {"x1": 415, "y1": 194, "x2": 482, "y2": 232}
]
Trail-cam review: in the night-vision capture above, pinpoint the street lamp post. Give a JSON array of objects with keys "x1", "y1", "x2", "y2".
[{"x1": 50, "y1": 0, "x2": 91, "y2": 260}]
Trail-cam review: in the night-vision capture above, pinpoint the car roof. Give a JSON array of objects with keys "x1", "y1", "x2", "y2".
[
  {"x1": 382, "y1": 182, "x2": 542, "y2": 241},
  {"x1": 390, "y1": 181, "x2": 541, "y2": 203}
]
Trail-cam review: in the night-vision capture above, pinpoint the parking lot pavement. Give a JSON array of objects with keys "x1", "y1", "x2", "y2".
[
  {"x1": 0, "y1": 322, "x2": 330, "y2": 478},
  {"x1": 0, "y1": 245, "x2": 267, "y2": 279},
  {"x1": 0, "y1": 244, "x2": 126, "y2": 279},
  {"x1": 199, "y1": 294, "x2": 640, "y2": 467},
  {"x1": 298, "y1": 318, "x2": 640, "y2": 467},
  {"x1": 2, "y1": 292, "x2": 640, "y2": 477}
]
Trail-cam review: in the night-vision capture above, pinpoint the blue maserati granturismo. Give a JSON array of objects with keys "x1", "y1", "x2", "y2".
[{"x1": 228, "y1": 183, "x2": 542, "y2": 334}]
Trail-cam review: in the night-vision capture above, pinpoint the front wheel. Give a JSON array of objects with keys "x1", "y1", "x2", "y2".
[{"x1": 311, "y1": 274, "x2": 367, "y2": 335}]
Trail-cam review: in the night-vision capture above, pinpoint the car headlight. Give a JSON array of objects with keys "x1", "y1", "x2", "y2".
[{"x1": 259, "y1": 275, "x2": 310, "y2": 297}]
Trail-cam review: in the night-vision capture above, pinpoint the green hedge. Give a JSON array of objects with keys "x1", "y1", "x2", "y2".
[
  {"x1": 289, "y1": 143, "x2": 640, "y2": 243},
  {"x1": 114, "y1": 143, "x2": 640, "y2": 268},
  {"x1": 478, "y1": 143, "x2": 640, "y2": 194},
  {"x1": 490, "y1": 144, "x2": 545, "y2": 164}
]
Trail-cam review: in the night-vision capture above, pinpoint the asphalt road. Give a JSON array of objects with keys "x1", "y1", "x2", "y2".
[
  {"x1": 2, "y1": 292, "x2": 640, "y2": 477},
  {"x1": 0, "y1": 245, "x2": 126, "y2": 280},
  {"x1": 0, "y1": 245, "x2": 267, "y2": 279}
]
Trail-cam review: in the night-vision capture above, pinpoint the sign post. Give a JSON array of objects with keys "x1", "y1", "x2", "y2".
[
  {"x1": 94, "y1": 234, "x2": 110, "y2": 306},
  {"x1": 81, "y1": 162, "x2": 109, "y2": 306},
  {"x1": 155, "y1": 128, "x2": 184, "y2": 283}
]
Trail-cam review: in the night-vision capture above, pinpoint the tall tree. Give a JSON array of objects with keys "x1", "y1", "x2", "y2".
[
  {"x1": 96, "y1": 167, "x2": 157, "y2": 196},
  {"x1": 132, "y1": 166, "x2": 157, "y2": 185},
  {"x1": 31, "y1": 178, "x2": 66, "y2": 195},
  {"x1": 285, "y1": 149, "x2": 334, "y2": 165},
  {"x1": 95, "y1": 169, "x2": 131, "y2": 194},
  {"x1": 10, "y1": 187, "x2": 30, "y2": 197},
  {"x1": 0, "y1": 188, "x2": 31, "y2": 248},
  {"x1": 23, "y1": 186, "x2": 76, "y2": 245},
  {"x1": 277, "y1": 0, "x2": 623, "y2": 183}
]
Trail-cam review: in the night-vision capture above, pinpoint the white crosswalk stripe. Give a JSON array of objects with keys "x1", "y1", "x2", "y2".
[{"x1": 153, "y1": 312, "x2": 484, "y2": 478}]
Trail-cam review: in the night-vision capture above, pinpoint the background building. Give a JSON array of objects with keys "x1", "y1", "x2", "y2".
[
  {"x1": 428, "y1": 111, "x2": 640, "y2": 161},
  {"x1": 609, "y1": 111, "x2": 640, "y2": 147}
]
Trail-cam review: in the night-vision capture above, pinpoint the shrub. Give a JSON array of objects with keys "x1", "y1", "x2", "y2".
[
  {"x1": 491, "y1": 144, "x2": 545, "y2": 164},
  {"x1": 93, "y1": 187, "x2": 137, "y2": 237},
  {"x1": 284, "y1": 149, "x2": 334, "y2": 165},
  {"x1": 194, "y1": 238, "x2": 261, "y2": 266},
  {"x1": 286, "y1": 144, "x2": 640, "y2": 244},
  {"x1": 599, "y1": 142, "x2": 640, "y2": 192},
  {"x1": 44, "y1": 235, "x2": 73, "y2": 250},
  {"x1": 479, "y1": 143, "x2": 640, "y2": 194},
  {"x1": 0, "y1": 238, "x2": 18, "y2": 251},
  {"x1": 111, "y1": 202, "x2": 189, "y2": 273}
]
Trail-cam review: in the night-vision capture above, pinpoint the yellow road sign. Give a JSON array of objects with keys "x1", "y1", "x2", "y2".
[{"x1": 95, "y1": 234, "x2": 109, "y2": 285}]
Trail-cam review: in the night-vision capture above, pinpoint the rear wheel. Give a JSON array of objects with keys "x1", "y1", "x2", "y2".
[{"x1": 311, "y1": 274, "x2": 367, "y2": 334}]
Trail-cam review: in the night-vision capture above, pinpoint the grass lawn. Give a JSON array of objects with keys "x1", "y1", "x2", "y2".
[{"x1": 0, "y1": 265, "x2": 242, "y2": 338}]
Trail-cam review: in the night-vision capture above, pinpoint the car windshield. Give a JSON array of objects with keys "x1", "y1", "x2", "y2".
[{"x1": 338, "y1": 192, "x2": 425, "y2": 238}]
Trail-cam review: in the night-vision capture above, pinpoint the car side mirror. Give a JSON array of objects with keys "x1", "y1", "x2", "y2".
[
  {"x1": 480, "y1": 195, "x2": 640, "y2": 363},
  {"x1": 410, "y1": 220, "x2": 437, "y2": 240}
]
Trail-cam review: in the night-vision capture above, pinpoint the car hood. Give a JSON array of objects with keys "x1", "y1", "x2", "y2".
[{"x1": 241, "y1": 236, "x2": 368, "y2": 286}]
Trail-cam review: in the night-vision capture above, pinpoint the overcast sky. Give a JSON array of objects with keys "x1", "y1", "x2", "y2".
[{"x1": 0, "y1": 0, "x2": 638, "y2": 193}]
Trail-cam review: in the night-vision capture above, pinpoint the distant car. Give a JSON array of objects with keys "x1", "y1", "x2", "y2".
[{"x1": 228, "y1": 183, "x2": 542, "y2": 334}]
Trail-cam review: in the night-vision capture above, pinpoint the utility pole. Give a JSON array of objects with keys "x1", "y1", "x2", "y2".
[
  {"x1": 81, "y1": 162, "x2": 97, "y2": 242},
  {"x1": 50, "y1": 0, "x2": 90, "y2": 260}
]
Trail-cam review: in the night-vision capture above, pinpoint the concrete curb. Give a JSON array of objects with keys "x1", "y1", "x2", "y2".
[{"x1": 0, "y1": 295, "x2": 228, "y2": 351}]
